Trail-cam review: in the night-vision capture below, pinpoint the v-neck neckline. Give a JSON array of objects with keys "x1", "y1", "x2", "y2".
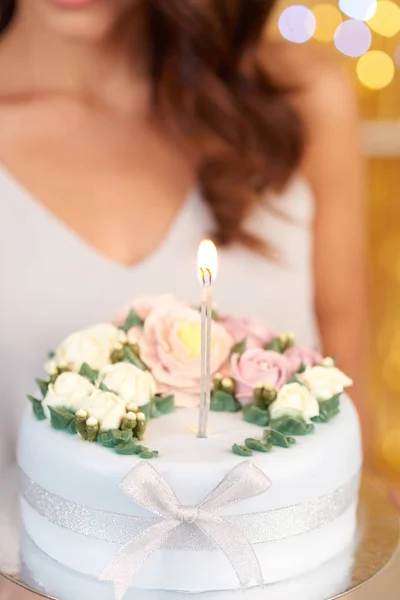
[{"x1": 0, "y1": 162, "x2": 197, "y2": 275}]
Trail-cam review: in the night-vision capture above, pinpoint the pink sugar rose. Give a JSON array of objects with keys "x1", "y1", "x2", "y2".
[
  {"x1": 132, "y1": 294, "x2": 179, "y2": 321},
  {"x1": 114, "y1": 294, "x2": 179, "y2": 326},
  {"x1": 231, "y1": 348, "x2": 292, "y2": 403},
  {"x1": 284, "y1": 346, "x2": 323, "y2": 374},
  {"x1": 221, "y1": 315, "x2": 276, "y2": 349},
  {"x1": 140, "y1": 304, "x2": 233, "y2": 407}
]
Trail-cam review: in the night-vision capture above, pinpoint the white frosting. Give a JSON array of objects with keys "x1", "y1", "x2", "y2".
[
  {"x1": 54, "y1": 323, "x2": 121, "y2": 372},
  {"x1": 17, "y1": 396, "x2": 362, "y2": 593},
  {"x1": 269, "y1": 382, "x2": 319, "y2": 421},
  {"x1": 20, "y1": 528, "x2": 356, "y2": 600},
  {"x1": 98, "y1": 363, "x2": 156, "y2": 407}
]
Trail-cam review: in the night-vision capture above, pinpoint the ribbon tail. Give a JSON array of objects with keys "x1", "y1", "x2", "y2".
[
  {"x1": 197, "y1": 515, "x2": 264, "y2": 588},
  {"x1": 100, "y1": 519, "x2": 179, "y2": 600}
]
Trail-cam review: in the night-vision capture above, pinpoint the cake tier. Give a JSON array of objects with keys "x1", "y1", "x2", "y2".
[
  {"x1": 17, "y1": 397, "x2": 362, "y2": 593},
  {"x1": 20, "y1": 528, "x2": 356, "y2": 600}
]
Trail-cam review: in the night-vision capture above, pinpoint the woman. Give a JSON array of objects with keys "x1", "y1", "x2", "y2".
[{"x1": 0, "y1": 0, "x2": 367, "y2": 592}]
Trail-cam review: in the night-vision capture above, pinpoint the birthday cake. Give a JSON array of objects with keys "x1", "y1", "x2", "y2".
[{"x1": 17, "y1": 294, "x2": 362, "y2": 598}]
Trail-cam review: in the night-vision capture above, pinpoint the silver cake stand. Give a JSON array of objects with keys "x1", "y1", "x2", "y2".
[{"x1": 0, "y1": 474, "x2": 399, "y2": 600}]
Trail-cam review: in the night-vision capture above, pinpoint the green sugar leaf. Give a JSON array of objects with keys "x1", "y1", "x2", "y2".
[
  {"x1": 27, "y1": 395, "x2": 46, "y2": 421},
  {"x1": 141, "y1": 395, "x2": 175, "y2": 420},
  {"x1": 35, "y1": 378, "x2": 50, "y2": 399},
  {"x1": 270, "y1": 415, "x2": 314, "y2": 436},
  {"x1": 139, "y1": 450, "x2": 159, "y2": 459},
  {"x1": 123, "y1": 347, "x2": 148, "y2": 371},
  {"x1": 245, "y1": 438, "x2": 273, "y2": 453},
  {"x1": 47, "y1": 351, "x2": 56, "y2": 359},
  {"x1": 48, "y1": 406, "x2": 77, "y2": 434},
  {"x1": 97, "y1": 431, "x2": 115, "y2": 448},
  {"x1": 116, "y1": 441, "x2": 145, "y2": 456},
  {"x1": 286, "y1": 375, "x2": 305, "y2": 385},
  {"x1": 67, "y1": 419, "x2": 78, "y2": 435},
  {"x1": 242, "y1": 405, "x2": 270, "y2": 427},
  {"x1": 264, "y1": 339, "x2": 283, "y2": 353},
  {"x1": 110, "y1": 429, "x2": 133, "y2": 446},
  {"x1": 232, "y1": 443, "x2": 253, "y2": 457},
  {"x1": 297, "y1": 362, "x2": 307, "y2": 374},
  {"x1": 312, "y1": 394, "x2": 341, "y2": 423},
  {"x1": 98, "y1": 382, "x2": 115, "y2": 393},
  {"x1": 98, "y1": 431, "x2": 159, "y2": 458},
  {"x1": 265, "y1": 429, "x2": 296, "y2": 448},
  {"x1": 79, "y1": 363, "x2": 99, "y2": 385},
  {"x1": 210, "y1": 390, "x2": 241, "y2": 413},
  {"x1": 121, "y1": 309, "x2": 144, "y2": 333},
  {"x1": 154, "y1": 394, "x2": 175, "y2": 416},
  {"x1": 140, "y1": 402, "x2": 153, "y2": 421},
  {"x1": 231, "y1": 338, "x2": 247, "y2": 356}
]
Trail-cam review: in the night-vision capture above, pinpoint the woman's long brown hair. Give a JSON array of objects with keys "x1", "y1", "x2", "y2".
[{"x1": 0, "y1": 0, "x2": 303, "y2": 253}]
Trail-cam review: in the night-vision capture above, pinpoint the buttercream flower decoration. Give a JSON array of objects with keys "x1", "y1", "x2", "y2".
[
  {"x1": 140, "y1": 304, "x2": 233, "y2": 407},
  {"x1": 284, "y1": 346, "x2": 323, "y2": 374},
  {"x1": 269, "y1": 382, "x2": 320, "y2": 422},
  {"x1": 43, "y1": 372, "x2": 95, "y2": 417},
  {"x1": 301, "y1": 365, "x2": 353, "y2": 400},
  {"x1": 115, "y1": 294, "x2": 179, "y2": 325},
  {"x1": 221, "y1": 315, "x2": 276, "y2": 349},
  {"x1": 80, "y1": 391, "x2": 128, "y2": 431},
  {"x1": 53, "y1": 324, "x2": 121, "y2": 372},
  {"x1": 98, "y1": 363, "x2": 156, "y2": 407},
  {"x1": 230, "y1": 349, "x2": 292, "y2": 404}
]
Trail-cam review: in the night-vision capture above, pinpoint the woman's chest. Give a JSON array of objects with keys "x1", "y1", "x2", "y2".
[{"x1": 0, "y1": 102, "x2": 195, "y2": 267}]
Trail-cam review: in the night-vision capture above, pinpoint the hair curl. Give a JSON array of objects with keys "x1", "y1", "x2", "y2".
[{"x1": 0, "y1": 0, "x2": 303, "y2": 253}]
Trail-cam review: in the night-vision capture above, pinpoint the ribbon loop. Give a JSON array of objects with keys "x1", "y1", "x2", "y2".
[
  {"x1": 101, "y1": 461, "x2": 271, "y2": 600},
  {"x1": 202, "y1": 461, "x2": 272, "y2": 512}
]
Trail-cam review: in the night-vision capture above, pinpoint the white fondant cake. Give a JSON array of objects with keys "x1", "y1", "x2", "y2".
[
  {"x1": 20, "y1": 528, "x2": 356, "y2": 600},
  {"x1": 18, "y1": 401, "x2": 361, "y2": 593},
  {"x1": 17, "y1": 296, "x2": 363, "y2": 597}
]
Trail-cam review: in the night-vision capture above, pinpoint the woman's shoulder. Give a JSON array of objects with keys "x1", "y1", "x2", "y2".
[{"x1": 259, "y1": 41, "x2": 358, "y2": 126}]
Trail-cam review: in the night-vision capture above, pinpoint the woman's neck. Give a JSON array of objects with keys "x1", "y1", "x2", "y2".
[{"x1": 0, "y1": 3, "x2": 150, "y2": 111}]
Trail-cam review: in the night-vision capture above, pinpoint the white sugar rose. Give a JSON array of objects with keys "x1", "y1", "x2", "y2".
[
  {"x1": 302, "y1": 366, "x2": 353, "y2": 400},
  {"x1": 44, "y1": 358, "x2": 58, "y2": 376},
  {"x1": 83, "y1": 391, "x2": 127, "y2": 431},
  {"x1": 43, "y1": 373, "x2": 95, "y2": 416},
  {"x1": 55, "y1": 324, "x2": 120, "y2": 372},
  {"x1": 269, "y1": 382, "x2": 320, "y2": 422},
  {"x1": 98, "y1": 363, "x2": 156, "y2": 407}
]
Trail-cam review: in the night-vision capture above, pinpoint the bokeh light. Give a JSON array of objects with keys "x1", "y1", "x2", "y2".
[
  {"x1": 357, "y1": 51, "x2": 395, "y2": 89},
  {"x1": 312, "y1": 4, "x2": 343, "y2": 42},
  {"x1": 278, "y1": 5, "x2": 316, "y2": 44},
  {"x1": 334, "y1": 20, "x2": 372, "y2": 58},
  {"x1": 395, "y1": 46, "x2": 400, "y2": 69},
  {"x1": 367, "y1": 1, "x2": 400, "y2": 37},
  {"x1": 339, "y1": 0, "x2": 377, "y2": 21}
]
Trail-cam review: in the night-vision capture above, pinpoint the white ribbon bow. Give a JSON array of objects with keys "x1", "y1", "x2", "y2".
[{"x1": 100, "y1": 461, "x2": 272, "y2": 600}]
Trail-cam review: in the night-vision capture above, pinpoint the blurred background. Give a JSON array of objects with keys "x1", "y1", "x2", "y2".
[{"x1": 268, "y1": 0, "x2": 400, "y2": 483}]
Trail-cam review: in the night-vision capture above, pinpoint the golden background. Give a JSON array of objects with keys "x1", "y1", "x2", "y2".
[{"x1": 271, "y1": 1, "x2": 400, "y2": 481}]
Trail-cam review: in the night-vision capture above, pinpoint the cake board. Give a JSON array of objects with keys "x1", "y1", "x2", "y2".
[{"x1": 1, "y1": 474, "x2": 399, "y2": 600}]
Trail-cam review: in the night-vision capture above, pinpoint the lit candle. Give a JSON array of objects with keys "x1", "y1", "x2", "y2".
[{"x1": 197, "y1": 240, "x2": 218, "y2": 438}]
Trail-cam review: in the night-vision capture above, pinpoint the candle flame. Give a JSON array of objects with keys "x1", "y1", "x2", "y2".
[{"x1": 198, "y1": 240, "x2": 218, "y2": 283}]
